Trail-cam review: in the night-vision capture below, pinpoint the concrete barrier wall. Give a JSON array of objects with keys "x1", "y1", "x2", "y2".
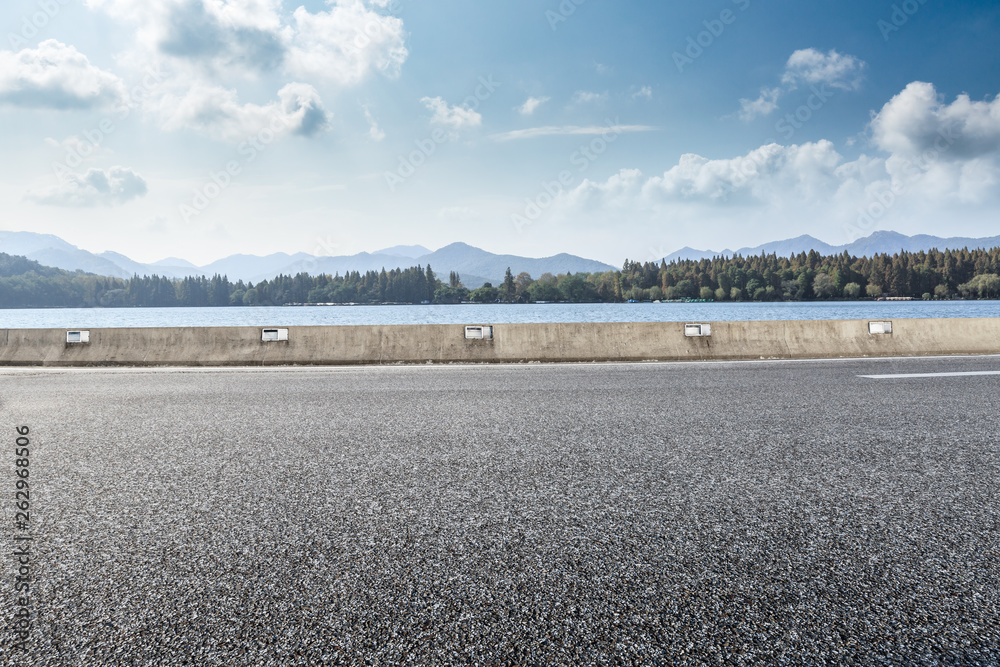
[{"x1": 0, "y1": 318, "x2": 998, "y2": 367}]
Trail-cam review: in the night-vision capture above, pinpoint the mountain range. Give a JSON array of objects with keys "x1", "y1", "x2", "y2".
[
  {"x1": 661, "y1": 230, "x2": 1000, "y2": 263},
  {"x1": 0, "y1": 231, "x2": 616, "y2": 287},
  {"x1": 3, "y1": 229, "x2": 999, "y2": 288}
]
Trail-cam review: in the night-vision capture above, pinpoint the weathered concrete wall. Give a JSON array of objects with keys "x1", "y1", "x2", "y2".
[{"x1": 0, "y1": 318, "x2": 997, "y2": 367}]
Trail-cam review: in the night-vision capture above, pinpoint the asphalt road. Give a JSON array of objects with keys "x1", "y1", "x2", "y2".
[{"x1": 2, "y1": 356, "x2": 999, "y2": 665}]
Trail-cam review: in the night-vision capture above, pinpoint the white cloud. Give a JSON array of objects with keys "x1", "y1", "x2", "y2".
[
  {"x1": 362, "y1": 104, "x2": 385, "y2": 141},
  {"x1": 83, "y1": 1, "x2": 405, "y2": 143},
  {"x1": 151, "y1": 81, "x2": 331, "y2": 142},
  {"x1": 603, "y1": 141, "x2": 849, "y2": 206},
  {"x1": 27, "y1": 166, "x2": 148, "y2": 207},
  {"x1": 85, "y1": 0, "x2": 285, "y2": 72},
  {"x1": 534, "y1": 141, "x2": 888, "y2": 249},
  {"x1": 782, "y1": 48, "x2": 866, "y2": 91},
  {"x1": 540, "y1": 80, "x2": 1000, "y2": 248},
  {"x1": 870, "y1": 81, "x2": 1000, "y2": 159},
  {"x1": 518, "y1": 96, "x2": 549, "y2": 116},
  {"x1": 571, "y1": 90, "x2": 608, "y2": 105},
  {"x1": 633, "y1": 86, "x2": 653, "y2": 100},
  {"x1": 490, "y1": 124, "x2": 656, "y2": 142},
  {"x1": 557, "y1": 140, "x2": 931, "y2": 215},
  {"x1": 286, "y1": 1, "x2": 407, "y2": 85},
  {"x1": 86, "y1": 0, "x2": 408, "y2": 85},
  {"x1": 421, "y1": 96, "x2": 481, "y2": 132},
  {"x1": 0, "y1": 40, "x2": 127, "y2": 110},
  {"x1": 738, "y1": 87, "x2": 782, "y2": 121},
  {"x1": 737, "y1": 48, "x2": 866, "y2": 121}
]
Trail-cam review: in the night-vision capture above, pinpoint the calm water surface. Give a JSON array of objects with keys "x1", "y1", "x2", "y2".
[{"x1": 1, "y1": 301, "x2": 998, "y2": 328}]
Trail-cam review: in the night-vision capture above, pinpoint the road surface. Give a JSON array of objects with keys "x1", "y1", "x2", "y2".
[{"x1": 2, "y1": 356, "x2": 998, "y2": 665}]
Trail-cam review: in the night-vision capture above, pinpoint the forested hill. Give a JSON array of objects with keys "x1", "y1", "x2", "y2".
[
  {"x1": 0, "y1": 253, "x2": 75, "y2": 279},
  {"x1": 1, "y1": 246, "x2": 999, "y2": 309}
]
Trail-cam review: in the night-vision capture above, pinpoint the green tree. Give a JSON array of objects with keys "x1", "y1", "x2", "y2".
[
  {"x1": 528, "y1": 279, "x2": 561, "y2": 302},
  {"x1": 514, "y1": 272, "x2": 533, "y2": 302},
  {"x1": 559, "y1": 273, "x2": 599, "y2": 302},
  {"x1": 812, "y1": 273, "x2": 836, "y2": 299},
  {"x1": 469, "y1": 283, "x2": 498, "y2": 303},
  {"x1": 425, "y1": 265, "x2": 438, "y2": 302},
  {"x1": 673, "y1": 280, "x2": 696, "y2": 299},
  {"x1": 501, "y1": 267, "x2": 516, "y2": 302},
  {"x1": 958, "y1": 273, "x2": 1000, "y2": 298},
  {"x1": 433, "y1": 285, "x2": 467, "y2": 304},
  {"x1": 781, "y1": 280, "x2": 801, "y2": 300},
  {"x1": 797, "y1": 269, "x2": 816, "y2": 299}
]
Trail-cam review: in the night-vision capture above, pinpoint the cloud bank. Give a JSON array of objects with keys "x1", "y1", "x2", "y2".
[
  {"x1": 28, "y1": 167, "x2": 148, "y2": 207},
  {"x1": 85, "y1": 0, "x2": 408, "y2": 85},
  {"x1": 0, "y1": 40, "x2": 127, "y2": 110},
  {"x1": 539, "y1": 83, "x2": 1000, "y2": 244},
  {"x1": 81, "y1": 0, "x2": 407, "y2": 141}
]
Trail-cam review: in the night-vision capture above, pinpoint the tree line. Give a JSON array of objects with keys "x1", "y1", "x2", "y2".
[{"x1": 1, "y1": 246, "x2": 999, "y2": 309}]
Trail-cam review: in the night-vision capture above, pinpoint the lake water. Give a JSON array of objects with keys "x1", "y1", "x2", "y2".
[{"x1": 1, "y1": 301, "x2": 998, "y2": 328}]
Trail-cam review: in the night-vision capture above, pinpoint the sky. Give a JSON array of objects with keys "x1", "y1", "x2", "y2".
[{"x1": 0, "y1": 0, "x2": 998, "y2": 267}]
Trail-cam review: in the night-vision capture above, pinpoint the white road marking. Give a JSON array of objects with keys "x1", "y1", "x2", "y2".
[{"x1": 859, "y1": 371, "x2": 1000, "y2": 379}]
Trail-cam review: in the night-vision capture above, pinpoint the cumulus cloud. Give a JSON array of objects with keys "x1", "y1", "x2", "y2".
[
  {"x1": 738, "y1": 87, "x2": 782, "y2": 121},
  {"x1": 27, "y1": 167, "x2": 148, "y2": 207},
  {"x1": 83, "y1": 0, "x2": 404, "y2": 142},
  {"x1": 557, "y1": 134, "x2": 994, "y2": 220},
  {"x1": 157, "y1": 0, "x2": 285, "y2": 71},
  {"x1": 737, "y1": 48, "x2": 866, "y2": 121},
  {"x1": 782, "y1": 48, "x2": 866, "y2": 91},
  {"x1": 531, "y1": 141, "x2": 897, "y2": 252},
  {"x1": 558, "y1": 141, "x2": 850, "y2": 210},
  {"x1": 85, "y1": 0, "x2": 408, "y2": 85},
  {"x1": 421, "y1": 96, "x2": 481, "y2": 132},
  {"x1": 286, "y1": 1, "x2": 407, "y2": 84},
  {"x1": 543, "y1": 79, "x2": 1000, "y2": 249},
  {"x1": 870, "y1": 81, "x2": 1000, "y2": 159},
  {"x1": 152, "y1": 81, "x2": 331, "y2": 142},
  {"x1": 518, "y1": 96, "x2": 549, "y2": 116},
  {"x1": 0, "y1": 40, "x2": 127, "y2": 110}
]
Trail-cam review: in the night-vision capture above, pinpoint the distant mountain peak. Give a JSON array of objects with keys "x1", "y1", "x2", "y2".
[
  {"x1": 151, "y1": 257, "x2": 198, "y2": 268},
  {"x1": 435, "y1": 241, "x2": 478, "y2": 251},
  {"x1": 374, "y1": 244, "x2": 432, "y2": 259},
  {"x1": 785, "y1": 234, "x2": 825, "y2": 243}
]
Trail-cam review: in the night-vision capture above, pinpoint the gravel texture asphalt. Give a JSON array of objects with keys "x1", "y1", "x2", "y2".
[{"x1": 1, "y1": 356, "x2": 999, "y2": 665}]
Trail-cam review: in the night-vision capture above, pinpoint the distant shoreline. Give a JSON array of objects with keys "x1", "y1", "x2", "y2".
[{"x1": 3, "y1": 297, "x2": 999, "y2": 311}]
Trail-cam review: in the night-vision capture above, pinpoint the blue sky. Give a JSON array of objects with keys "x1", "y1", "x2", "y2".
[{"x1": 1, "y1": 0, "x2": 998, "y2": 266}]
